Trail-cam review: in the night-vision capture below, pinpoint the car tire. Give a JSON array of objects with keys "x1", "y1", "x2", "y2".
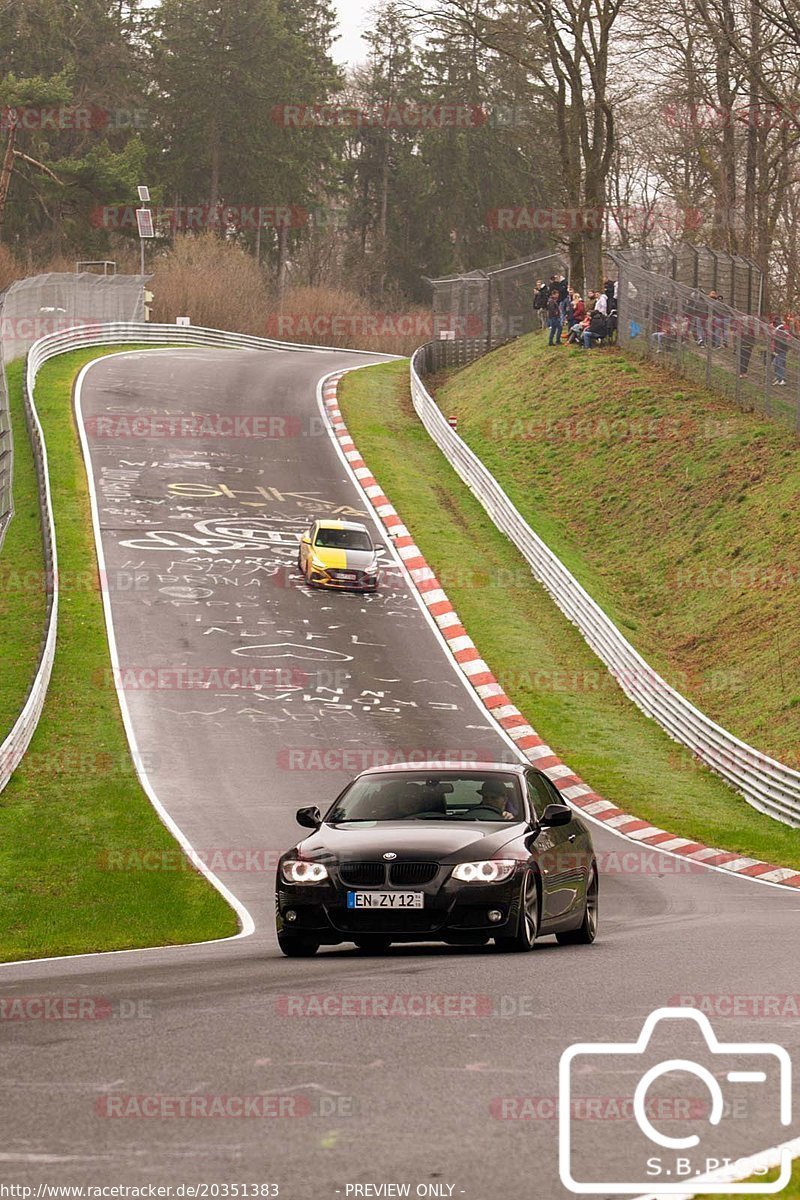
[
  {"x1": 353, "y1": 937, "x2": 391, "y2": 954},
  {"x1": 494, "y1": 872, "x2": 539, "y2": 952},
  {"x1": 556, "y1": 865, "x2": 598, "y2": 946},
  {"x1": 278, "y1": 934, "x2": 320, "y2": 958}
]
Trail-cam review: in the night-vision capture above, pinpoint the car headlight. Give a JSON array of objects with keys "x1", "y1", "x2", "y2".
[
  {"x1": 451, "y1": 860, "x2": 516, "y2": 883},
  {"x1": 364, "y1": 563, "x2": 379, "y2": 576},
  {"x1": 281, "y1": 860, "x2": 329, "y2": 884},
  {"x1": 311, "y1": 556, "x2": 327, "y2": 571}
]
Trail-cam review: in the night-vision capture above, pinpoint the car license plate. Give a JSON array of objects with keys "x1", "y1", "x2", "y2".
[
  {"x1": 347, "y1": 891, "x2": 424, "y2": 909},
  {"x1": 339, "y1": 572, "x2": 357, "y2": 581}
]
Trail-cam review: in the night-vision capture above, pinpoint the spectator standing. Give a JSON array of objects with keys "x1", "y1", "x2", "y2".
[
  {"x1": 564, "y1": 288, "x2": 576, "y2": 329},
  {"x1": 687, "y1": 290, "x2": 707, "y2": 345},
  {"x1": 594, "y1": 289, "x2": 609, "y2": 317},
  {"x1": 771, "y1": 315, "x2": 790, "y2": 385},
  {"x1": 738, "y1": 316, "x2": 757, "y2": 377},
  {"x1": 550, "y1": 273, "x2": 569, "y2": 326},
  {"x1": 533, "y1": 279, "x2": 548, "y2": 328},
  {"x1": 707, "y1": 291, "x2": 723, "y2": 347},
  {"x1": 547, "y1": 290, "x2": 563, "y2": 346},
  {"x1": 604, "y1": 279, "x2": 617, "y2": 312}
]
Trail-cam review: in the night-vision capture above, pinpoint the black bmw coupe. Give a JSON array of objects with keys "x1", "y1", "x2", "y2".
[{"x1": 275, "y1": 761, "x2": 598, "y2": 956}]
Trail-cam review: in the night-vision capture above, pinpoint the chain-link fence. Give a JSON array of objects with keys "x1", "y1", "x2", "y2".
[
  {"x1": 614, "y1": 255, "x2": 800, "y2": 434},
  {"x1": 426, "y1": 252, "x2": 567, "y2": 370},
  {"x1": 0, "y1": 271, "x2": 146, "y2": 550},
  {"x1": 609, "y1": 243, "x2": 763, "y2": 314}
]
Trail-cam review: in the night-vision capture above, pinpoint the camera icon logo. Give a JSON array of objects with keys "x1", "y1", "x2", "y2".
[{"x1": 559, "y1": 1007, "x2": 792, "y2": 1194}]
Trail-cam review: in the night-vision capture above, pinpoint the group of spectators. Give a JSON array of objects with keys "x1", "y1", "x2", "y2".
[
  {"x1": 534, "y1": 274, "x2": 619, "y2": 350},
  {"x1": 651, "y1": 288, "x2": 793, "y2": 386}
]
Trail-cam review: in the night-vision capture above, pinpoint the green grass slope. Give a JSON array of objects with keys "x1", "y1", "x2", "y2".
[
  {"x1": 0, "y1": 348, "x2": 237, "y2": 961},
  {"x1": 433, "y1": 332, "x2": 800, "y2": 766}
]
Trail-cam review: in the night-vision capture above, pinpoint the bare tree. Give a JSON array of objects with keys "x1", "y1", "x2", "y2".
[{"x1": 404, "y1": 0, "x2": 625, "y2": 291}]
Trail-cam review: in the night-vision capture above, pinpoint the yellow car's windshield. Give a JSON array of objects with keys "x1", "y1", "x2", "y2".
[{"x1": 315, "y1": 528, "x2": 373, "y2": 551}]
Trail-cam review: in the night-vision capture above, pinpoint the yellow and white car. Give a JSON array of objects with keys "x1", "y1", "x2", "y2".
[{"x1": 297, "y1": 519, "x2": 382, "y2": 592}]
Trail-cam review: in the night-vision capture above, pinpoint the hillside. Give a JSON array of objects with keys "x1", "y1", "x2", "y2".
[{"x1": 432, "y1": 332, "x2": 800, "y2": 765}]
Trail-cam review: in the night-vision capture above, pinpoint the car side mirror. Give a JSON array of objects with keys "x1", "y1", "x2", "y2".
[
  {"x1": 300, "y1": 535, "x2": 311, "y2": 545},
  {"x1": 540, "y1": 802, "x2": 572, "y2": 828},
  {"x1": 296, "y1": 805, "x2": 321, "y2": 830},
  {"x1": 374, "y1": 544, "x2": 385, "y2": 555}
]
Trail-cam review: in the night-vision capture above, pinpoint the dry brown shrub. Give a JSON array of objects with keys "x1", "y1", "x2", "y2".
[{"x1": 148, "y1": 236, "x2": 428, "y2": 356}]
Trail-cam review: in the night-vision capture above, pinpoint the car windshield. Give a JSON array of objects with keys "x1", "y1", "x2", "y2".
[
  {"x1": 315, "y1": 527, "x2": 373, "y2": 551},
  {"x1": 326, "y1": 773, "x2": 524, "y2": 823}
]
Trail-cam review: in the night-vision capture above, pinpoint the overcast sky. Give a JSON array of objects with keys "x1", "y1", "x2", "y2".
[{"x1": 332, "y1": 0, "x2": 374, "y2": 66}]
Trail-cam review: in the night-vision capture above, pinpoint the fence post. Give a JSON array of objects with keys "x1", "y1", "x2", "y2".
[
  {"x1": 705, "y1": 307, "x2": 712, "y2": 387},
  {"x1": 485, "y1": 275, "x2": 493, "y2": 354}
]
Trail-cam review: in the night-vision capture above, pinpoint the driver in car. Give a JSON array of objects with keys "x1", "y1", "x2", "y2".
[{"x1": 477, "y1": 779, "x2": 517, "y2": 821}]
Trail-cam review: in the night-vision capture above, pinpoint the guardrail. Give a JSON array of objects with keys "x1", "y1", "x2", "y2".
[
  {"x1": 410, "y1": 342, "x2": 800, "y2": 827},
  {"x1": 0, "y1": 321, "x2": 388, "y2": 796},
  {"x1": 0, "y1": 357, "x2": 12, "y2": 551}
]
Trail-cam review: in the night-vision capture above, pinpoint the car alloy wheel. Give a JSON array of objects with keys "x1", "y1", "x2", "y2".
[
  {"x1": 495, "y1": 871, "x2": 538, "y2": 952},
  {"x1": 556, "y1": 865, "x2": 599, "y2": 946}
]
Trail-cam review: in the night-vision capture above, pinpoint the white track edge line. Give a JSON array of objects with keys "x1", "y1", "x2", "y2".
[{"x1": 633, "y1": 1133, "x2": 800, "y2": 1199}]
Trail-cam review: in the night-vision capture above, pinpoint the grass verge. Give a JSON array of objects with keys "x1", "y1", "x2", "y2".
[
  {"x1": 716, "y1": 1158, "x2": 799, "y2": 1199},
  {"x1": 0, "y1": 362, "x2": 47, "y2": 740},
  {"x1": 338, "y1": 360, "x2": 800, "y2": 869},
  {"x1": 432, "y1": 331, "x2": 800, "y2": 765},
  {"x1": 0, "y1": 347, "x2": 238, "y2": 962}
]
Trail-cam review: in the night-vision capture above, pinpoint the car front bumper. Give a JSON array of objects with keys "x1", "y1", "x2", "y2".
[
  {"x1": 308, "y1": 567, "x2": 378, "y2": 592},
  {"x1": 276, "y1": 870, "x2": 524, "y2": 944}
]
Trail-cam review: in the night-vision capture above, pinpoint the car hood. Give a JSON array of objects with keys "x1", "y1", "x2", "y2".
[
  {"x1": 314, "y1": 547, "x2": 376, "y2": 569},
  {"x1": 295, "y1": 820, "x2": 527, "y2": 863}
]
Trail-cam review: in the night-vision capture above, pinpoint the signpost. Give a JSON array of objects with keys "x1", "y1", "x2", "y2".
[{"x1": 136, "y1": 186, "x2": 154, "y2": 314}]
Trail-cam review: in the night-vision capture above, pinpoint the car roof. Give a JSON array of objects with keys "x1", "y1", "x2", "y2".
[
  {"x1": 356, "y1": 760, "x2": 529, "y2": 778},
  {"x1": 315, "y1": 518, "x2": 370, "y2": 532}
]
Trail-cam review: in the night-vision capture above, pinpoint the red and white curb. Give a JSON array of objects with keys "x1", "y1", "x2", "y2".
[{"x1": 322, "y1": 372, "x2": 800, "y2": 891}]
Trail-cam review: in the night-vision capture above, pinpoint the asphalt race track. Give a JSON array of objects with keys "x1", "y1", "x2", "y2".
[{"x1": 0, "y1": 347, "x2": 798, "y2": 1200}]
